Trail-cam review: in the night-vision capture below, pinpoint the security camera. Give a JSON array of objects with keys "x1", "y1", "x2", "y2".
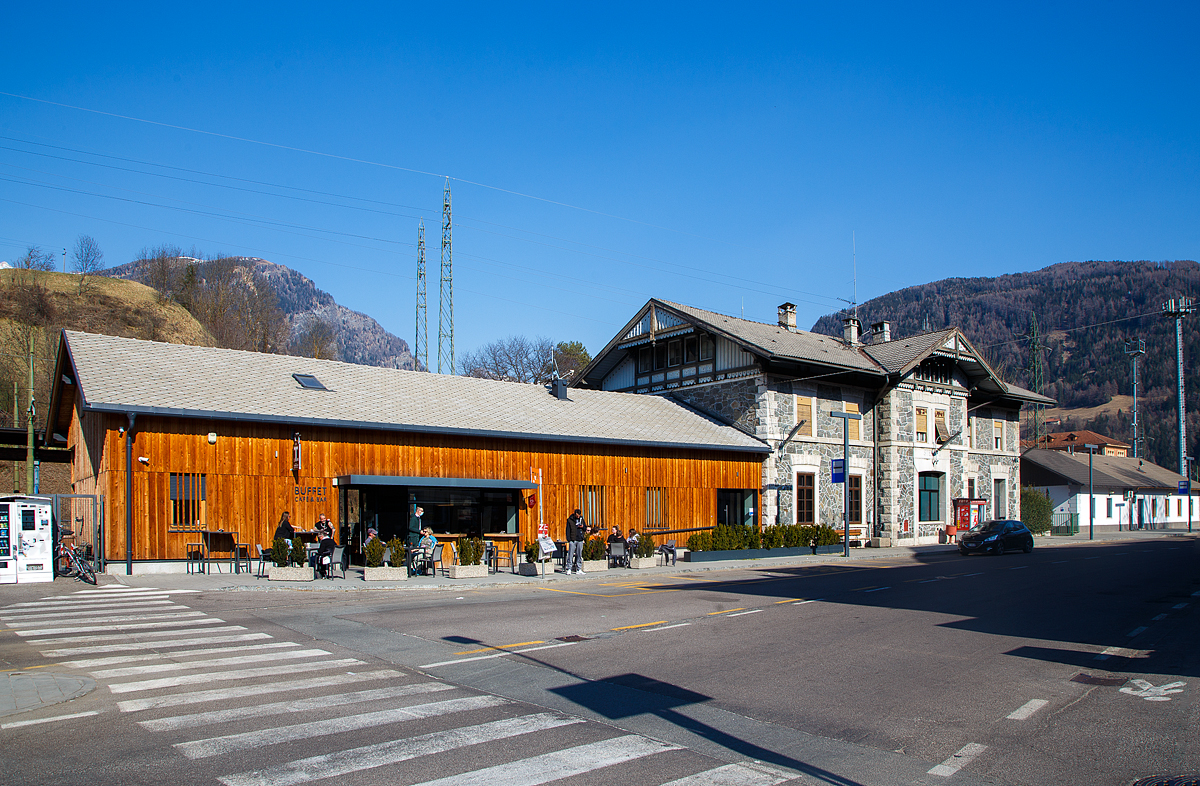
[{"x1": 138, "y1": 456, "x2": 150, "y2": 465}]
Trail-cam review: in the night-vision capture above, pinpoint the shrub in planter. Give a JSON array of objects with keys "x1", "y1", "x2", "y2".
[
  {"x1": 459, "y1": 537, "x2": 484, "y2": 566},
  {"x1": 687, "y1": 530, "x2": 712, "y2": 552},
  {"x1": 582, "y1": 536, "x2": 606, "y2": 562},
  {"x1": 385, "y1": 536, "x2": 406, "y2": 567},
  {"x1": 272, "y1": 537, "x2": 291, "y2": 567},
  {"x1": 633, "y1": 535, "x2": 656, "y2": 558},
  {"x1": 364, "y1": 537, "x2": 386, "y2": 568},
  {"x1": 289, "y1": 537, "x2": 307, "y2": 567},
  {"x1": 762, "y1": 526, "x2": 784, "y2": 550},
  {"x1": 525, "y1": 542, "x2": 539, "y2": 564}
]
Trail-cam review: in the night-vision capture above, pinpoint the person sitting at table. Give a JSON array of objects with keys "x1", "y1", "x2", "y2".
[
  {"x1": 364, "y1": 527, "x2": 379, "y2": 546},
  {"x1": 626, "y1": 528, "x2": 639, "y2": 549},
  {"x1": 315, "y1": 514, "x2": 333, "y2": 540},
  {"x1": 606, "y1": 525, "x2": 625, "y2": 544},
  {"x1": 412, "y1": 527, "x2": 438, "y2": 575},
  {"x1": 310, "y1": 529, "x2": 336, "y2": 577},
  {"x1": 273, "y1": 511, "x2": 294, "y2": 542}
]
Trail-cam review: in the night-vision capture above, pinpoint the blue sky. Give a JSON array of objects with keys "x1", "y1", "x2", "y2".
[{"x1": 2, "y1": 3, "x2": 1197, "y2": 362}]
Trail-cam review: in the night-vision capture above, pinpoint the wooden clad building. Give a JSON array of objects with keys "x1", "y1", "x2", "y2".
[{"x1": 46, "y1": 331, "x2": 767, "y2": 574}]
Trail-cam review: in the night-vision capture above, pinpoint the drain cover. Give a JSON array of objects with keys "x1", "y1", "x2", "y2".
[
  {"x1": 1071, "y1": 673, "x2": 1128, "y2": 686},
  {"x1": 1131, "y1": 776, "x2": 1200, "y2": 786}
]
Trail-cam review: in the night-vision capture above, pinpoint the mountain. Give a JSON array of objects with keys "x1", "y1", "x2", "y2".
[
  {"x1": 811, "y1": 260, "x2": 1200, "y2": 472},
  {"x1": 105, "y1": 256, "x2": 415, "y2": 370}
]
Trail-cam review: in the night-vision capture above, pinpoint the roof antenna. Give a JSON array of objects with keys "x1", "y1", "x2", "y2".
[{"x1": 853, "y1": 231, "x2": 858, "y2": 321}]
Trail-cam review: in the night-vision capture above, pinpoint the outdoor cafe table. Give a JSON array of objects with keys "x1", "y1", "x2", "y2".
[{"x1": 198, "y1": 530, "x2": 240, "y2": 574}]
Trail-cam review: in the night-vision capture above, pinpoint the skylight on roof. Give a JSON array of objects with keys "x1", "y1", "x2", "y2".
[{"x1": 293, "y1": 373, "x2": 327, "y2": 390}]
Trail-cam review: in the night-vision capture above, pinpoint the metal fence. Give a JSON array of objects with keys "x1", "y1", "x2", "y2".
[
  {"x1": 1051, "y1": 511, "x2": 1079, "y2": 536},
  {"x1": 53, "y1": 494, "x2": 104, "y2": 574}
]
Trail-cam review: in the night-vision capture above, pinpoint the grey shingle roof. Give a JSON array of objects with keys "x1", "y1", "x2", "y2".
[
  {"x1": 862, "y1": 328, "x2": 956, "y2": 374},
  {"x1": 1022, "y1": 449, "x2": 1193, "y2": 492},
  {"x1": 659, "y1": 301, "x2": 882, "y2": 372},
  {"x1": 62, "y1": 331, "x2": 768, "y2": 453}
]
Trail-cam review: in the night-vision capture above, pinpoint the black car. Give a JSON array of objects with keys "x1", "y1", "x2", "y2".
[{"x1": 959, "y1": 519, "x2": 1033, "y2": 555}]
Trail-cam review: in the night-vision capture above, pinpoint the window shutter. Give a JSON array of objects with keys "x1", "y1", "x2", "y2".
[
  {"x1": 846, "y1": 402, "x2": 860, "y2": 440},
  {"x1": 934, "y1": 410, "x2": 950, "y2": 442},
  {"x1": 795, "y1": 396, "x2": 813, "y2": 437},
  {"x1": 915, "y1": 408, "x2": 928, "y2": 436}
]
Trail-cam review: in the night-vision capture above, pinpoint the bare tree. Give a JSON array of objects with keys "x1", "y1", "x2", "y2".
[
  {"x1": 290, "y1": 316, "x2": 339, "y2": 360},
  {"x1": 71, "y1": 235, "x2": 105, "y2": 295},
  {"x1": 15, "y1": 246, "x2": 55, "y2": 271},
  {"x1": 138, "y1": 244, "x2": 183, "y2": 301},
  {"x1": 459, "y1": 335, "x2": 556, "y2": 383}
]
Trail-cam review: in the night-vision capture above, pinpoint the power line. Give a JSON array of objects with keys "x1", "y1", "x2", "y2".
[{"x1": 984, "y1": 311, "x2": 1160, "y2": 348}]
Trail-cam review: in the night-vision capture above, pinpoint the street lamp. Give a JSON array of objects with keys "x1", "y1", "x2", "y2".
[
  {"x1": 1084, "y1": 444, "x2": 1099, "y2": 540},
  {"x1": 1187, "y1": 456, "x2": 1194, "y2": 534}
]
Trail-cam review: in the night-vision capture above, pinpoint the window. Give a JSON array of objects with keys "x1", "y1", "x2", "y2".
[
  {"x1": 654, "y1": 344, "x2": 667, "y2": 371},
  {"x1": 1107, "y1": 498, "x2": 1113, "y2": 518},
  {"x1": 846, "y1": 402, "x2": 860, "y2": 440},
  {"x1": 684, "y1": 337, "x2": 698, "y2": 363},
  {"x1": 968, "y1": 416, "x2": 974, "y2": 448},
  {"x1": 794, "y1": 396, "x2": 813, "y2": 437},
  {"x1": 1177, "y1": 499, "x2": 1182, "y2": 517},
  {"x1": 934, "y1": 410, "x2": 950, "y2": 443},
  {"x1": 292, "y1": 373, "x2": 327, "y2": 390},
  {"x1": 915, "y1": 408, "x2": 928, "y2": 443},
  {"x1": 968, "y1": 478, "x2": 976, "y2": 499},
  {"x1": 699, "y1": 335, "x2": 714, "y2": 361},
  {"x1": 667, "y1": 340, "x2": 682, "y2": 367},
  {"x1": 637, "y1": 348, "x2": 652, "y2": 373},
  {"x1": 796, "y1": 473, "x2": 815, "y2": 524},
  {"x1": 919, "y1": 473, "x2": 942, "y2": 521},
  {"x1": 913, "y1": 356, "x2": 953, "y2": 385},
  {"x1": 646, "y1": 488, "x2": 668, "y2": 530},
  {"x1": 994, "y1": 419, "x2": 1004, "y2": 450},
  {"x1": 849, "y1": 476, "x2": 862, "y2": 524},
  {"x1": 579, "y1": 485, "x2": 606, "y2": 528},
  {"x1": 170, "y1": 472, "x2": 206, "y2": 529},
  {"x1": 994, "y1": 478, "x2": 1007, "y2": 518}
]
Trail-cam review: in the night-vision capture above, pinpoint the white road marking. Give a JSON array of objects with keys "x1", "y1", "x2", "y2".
[
  {"x1": 0, "y1": 602, "x2": 182, "y2": 620},
  {"x1": 1120, "y1": 679, "x2": 1186, "y2": 701},
  {"x1": 1128, "y1": 627, "x2": 1148, "y2": 638},
  {"x1": 91, "y1": 647, "x2": 331, "y2": 678},
  {"x1": 405, "y1": 734, "x2": 679, "y2": 786},
  {"x1": 863, "y1": 586, "x2": 890, "y2": 593},
  {"x1": 1084, "y1": 556, "x2": 1100, "y2": 560},
  {"x1": 928, "y1": 743, "x2": 987, "y2": 776},
  {"x1": 658, "y1": 762, "x2": 795, "y2": 786},
  {"x1": 117, "y1": 669, "x2": 403, "y2": 712},
  {"x1": 1010, "y1": 566, "x2": 1028, "y2": 570},
  {"x1": 217, "y1": 713, "x2": 583, "y2": 786},
  {"x1": 61, "y1": 641, "x2": 299, "y2": 669},
  {"x1": 1174, "y1": 603, "x2": 1189, "y2": 609},
  {"x1": 1006, "y1": 699, "x2": 1049, "y2": 720},
  {"x1": 1153, "y1": 613, "x2": 1168, "y2": 621},
  {"x1": 642, "y1": 623, "x2": 692, "y2": 632},
  {"x1": 27, "y1": 624, "x2": 244, "y2": 646},
  {"x1": 724, "y1": 609, "x2": 763, "y2": 617},
  {"x1": 177, "y1": 695, "x2": 508, "y2": 759},
  {"x1": 797, "y1": 599, "x2": 823, "y2": 604},
  {"x1": 15, "y1": 616, "x2": 223, "y2": 637},
  {"x1": 962, "y1": 572, "x2": 984, "y2": 577},
  {"x1": 4, "y1": 595, "x2": 177, "y2": 609},
  {"x1": 107, "y1": 657, "x2": 364, "y2": 693},
  {"x1": 41, "y1": 632, "x2": 272, "y2": 657},
  {"x1": 4, "y1": 610, "x2": 203, "y2": 628},
  {"x1": 139, "y1": 683, "x2": 455, "y2": 731},
  {"x1": 1192, "y1": 590, "x2": 1200, "y2": 597},
  {"x1": 1, "y1": 711, "x2": 99, "y2": 729},
  {"x1": 1052, "y1": 561, "x2": 1069, "y2": 564},
  {"x1": 419, "y1": 641, "x2": 576, "y2": 668},
  {"x1": 1095, "y1": 646, "x2": 1149, "y2": 659}
]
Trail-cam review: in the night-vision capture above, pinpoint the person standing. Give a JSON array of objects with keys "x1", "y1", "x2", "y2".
[
  {"x1": 408, "y1": 506, "x2": 424, "y2": 547},
  {"x1": 566, "y1": 509, "x2": 586, "y2": 575}
]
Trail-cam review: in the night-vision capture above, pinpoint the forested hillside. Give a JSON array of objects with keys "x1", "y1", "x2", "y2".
[{"x1": 812, "y1": 260, "x2": 1200, "y2": 472}]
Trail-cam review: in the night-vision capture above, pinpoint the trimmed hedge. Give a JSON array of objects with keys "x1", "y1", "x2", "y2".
[{"x1": 688, "y1": 524, "x2": 841, "y2": 552}]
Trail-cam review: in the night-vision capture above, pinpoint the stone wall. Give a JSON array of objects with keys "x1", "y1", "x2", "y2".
[{"x1": 671, "y1": 378, "x2": 759, "y2": 435}]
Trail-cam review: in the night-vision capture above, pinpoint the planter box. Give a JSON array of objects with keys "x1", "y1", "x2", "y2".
[
  {"x1": 268, "y1": 566, "x2": 313, "y2": 581},
  {"x1": 449, "y1": 564, "x2": 487, "y2": 579},
  {"x1": 684, "y1": 545, "x2": 843, "y2": 562},
  {"x1": 363, "y1": 566, "x2": 408, "y2": 582},
  {"x1": 628, "y1": 556, "x2": 658, "y2": 569},
  {"x1": 518, "y1": 562, "x2": 543, "y2": 576},
  {"x1": 581, "y1": 560, "x2": 609, "y2": 573}
]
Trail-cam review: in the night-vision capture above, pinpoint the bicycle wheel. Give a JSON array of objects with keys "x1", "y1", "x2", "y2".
[
  {"x1": 56, "y1": 550, "x2": 78, "y2": 578},
  {"x1": 74, "y1": 552, "x2": 97, "y2": 585}
]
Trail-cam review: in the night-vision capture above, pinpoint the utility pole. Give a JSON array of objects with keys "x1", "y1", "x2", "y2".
[
  {"x1": 26, "y1": 333, "x2": 35, "y2": 495},
  {"x1": 1162, "y1": 297, "x2": 1194, "y2": 475},
  {"x1": 1028, "y1": 313, "x2": 1046, "y2": 445},
  {"x1": 1084, "y1": 443, "x2": 1098, "y2": 540},
  {"x1": 1125, "y1": 340, "x2": 1146, "y2": 458},
  {"x1": 415, "y1": 220, "x2": 428, "y2": 372},
  {"x1": 438, "y1": 178, "x2": 454, "y2": 375},
  {"x1": 12, "y1": 380, "x2": 19, "y2": 493}
]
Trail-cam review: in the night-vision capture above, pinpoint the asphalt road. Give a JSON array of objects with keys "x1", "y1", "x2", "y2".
[{"x1": 2, "y1": 535, "x2": 1197, "y2": 785}]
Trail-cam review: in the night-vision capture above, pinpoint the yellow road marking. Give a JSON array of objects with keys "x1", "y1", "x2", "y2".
[
  {"x1": 708, "y1": 608, "x2": 746, "y2": 615},
  {"x1": 539, "y1": 586, "x2": 682, "y2": 597},
  {"x1": 774, "y1": 598, "x2": 802, "y2": 604},
  {"x1": 454, "y1": 640, "x2": 544, "y2": 655},
  {"x1": 611, "y1": 621, "x2": 669, "y2": 631}
]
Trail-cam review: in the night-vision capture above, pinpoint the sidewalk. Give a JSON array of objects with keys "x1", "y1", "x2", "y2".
[{"x1": 105, "y1": 528, "x2": 1197, "y2": 593}]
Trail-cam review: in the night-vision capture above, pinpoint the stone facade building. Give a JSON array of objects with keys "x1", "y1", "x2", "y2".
[{"x1": 574, "y1": 300, "x2": 1053, "y2": 545}]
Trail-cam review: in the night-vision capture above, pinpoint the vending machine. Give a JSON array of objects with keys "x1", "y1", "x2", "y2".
[
  {"x1": 1, "y1": 496, "x2": 55, "y2": 583},
  {"x1": 0, "y1": 502, "x2": 15, "y2": 584}
]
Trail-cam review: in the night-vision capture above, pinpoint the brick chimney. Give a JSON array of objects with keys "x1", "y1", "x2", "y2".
[
  {"x1": 778, "y1": 302, "x2": 797, "y2": 331},
  {"x1": 870, "y1": 321, "x2": 892, "y2": 343},
  {"x1": 843, "y1": 316, "x2": 862, "y2": 346}
]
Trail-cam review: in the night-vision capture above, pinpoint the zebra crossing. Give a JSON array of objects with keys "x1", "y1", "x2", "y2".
[{"x1": 2, "y1": 585, "x2": 803, "y2": 785}]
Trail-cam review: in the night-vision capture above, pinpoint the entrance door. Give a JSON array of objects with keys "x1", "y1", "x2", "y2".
[{"x1": 717, "y1": 489, "x2": 757, "y2": 528}]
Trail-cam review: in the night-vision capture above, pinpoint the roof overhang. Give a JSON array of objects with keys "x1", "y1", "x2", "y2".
[{"x1": 336, "y1": 475, "x2": 538, "y2": 490}]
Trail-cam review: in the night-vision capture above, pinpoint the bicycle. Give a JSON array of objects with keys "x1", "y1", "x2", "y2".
[{"x1": 56, "y1": 529, "x2": 97, "y2": 584}]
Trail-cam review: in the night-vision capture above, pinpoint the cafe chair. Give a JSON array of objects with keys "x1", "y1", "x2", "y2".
[
  {"x1": 657, "y1": 539, "x2": 677, "y2": 566},
  {"x1": 430, "y1": 543, "x2": 448, "y2": 576},
  {"x1": 326, "y1": 546, "x2": 346, "y2": 579},
  {"x1": 255, "y1": 544, "x2": 271, "y2": 578},
  {"x1": 380, "y1": 546, "x2": 392, "y2": 567},
  {"x1": 494, "y1": 543, "x2": 517, "y2": 573},
  {"x1": 186, "y1": 542, "x2": 205, "y2": 574},
  {"x1": 607, "y1": 541, "x2": 627, "y2": 569},
  {"x1": 234, "y1": 542, "x2": 252, "y2": 574}
]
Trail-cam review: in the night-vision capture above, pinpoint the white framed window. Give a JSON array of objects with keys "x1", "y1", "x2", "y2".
[{"x1": 915, "y1": 407, "x2": 928, "y2": 443}]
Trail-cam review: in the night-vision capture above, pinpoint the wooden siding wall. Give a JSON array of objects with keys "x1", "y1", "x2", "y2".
[{"x1": 80, "y1": 413, "x2": 762, "y2": 562}]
